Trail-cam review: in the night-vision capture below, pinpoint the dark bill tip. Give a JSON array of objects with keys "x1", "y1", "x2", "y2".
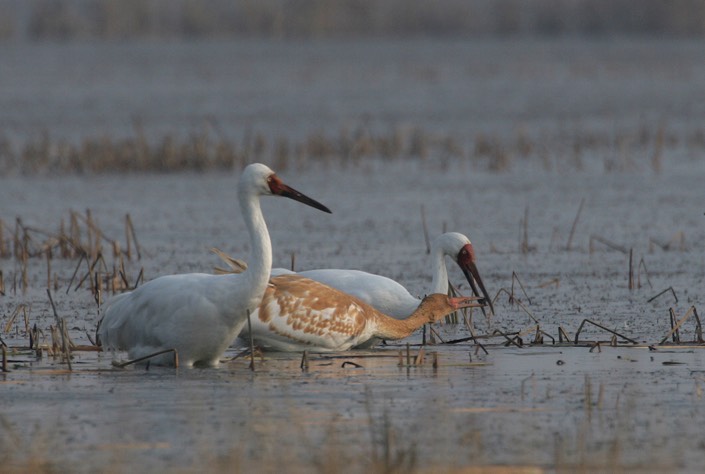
[
  {"x1": 279, "y1": 184, "x2": 332, "y2": 214},
  {"x1": 449, "y1": 296, "x2": 486, "y2": 309},
  {"x1": 462, "y1": 263, "x2": 495, "y2": 315}
]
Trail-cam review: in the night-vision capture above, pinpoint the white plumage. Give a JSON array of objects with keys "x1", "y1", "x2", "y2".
[
  {"x1": 98, "y1": 163, "x2": 330, "y2": 367},
  {"x1": 276, "y1": 232, "x2": 493, "y2": 318}
]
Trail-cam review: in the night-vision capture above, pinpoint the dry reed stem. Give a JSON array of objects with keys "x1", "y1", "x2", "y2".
[
  {"x1": 648, "y1": 287, "x2": 678, "y2": 304},
  {"x1": 3, "y1": 306, "x2": 18, "y2": 334},
  {"x1": 94, "y1": 272, "x2": 101, "y2": 306},
  {"x1": 637, "y1": 257, "x2": 653, "y2": 290},
  {"x1": 7, "y1": 212, "x2": 135, "y2": 296},
  {"x1": 420, "y1": 204, "x2": 430, "y2": 255},
  {"x1": 1, "y1": 345, "x2": 7, "y2": 373},
  {"x1": 660, "y1": 306, "x2": 700, "y2": 345},
  {"x1": 125, "y1": 213, "x2": 141, "y2": 260},
  {"x1": 66, "y1": 253, "x2": 86, "y2": 294},
  {"x1": 21, "y1": 305, "x2": 29, "y2": 335},
  {"x1": 566, "y1": 198, "x2": 585, "y2": 251},
  {"x1": 694, "y1": 307, "x2": 703, "y2": 343},
  {"x1": 4, "y1": 304, "x2": 28, "y2": 334},
  {"x1": 341, "y1": 361, "x2": 363, "y2": 368},
  {"x1": 414, "y1": 347, "x2": 425, "y2": 365},
  {"x1": 29, "y1": 324, "x2": 38, "y2": 350},
  {"x1": 514, "y1": 299, "x2": 540, "y2": 324},
  {"x1": 85, "y1": 330, "x2": 97, "y2": 347},
  {"x1": 589, "y1": 235, "x2": 628, "y2": 254},
  {"x1": 228, "y1": 346, "x2": 263, "y2": 362},
  {"x1": 457, "y1": 304, "x2": 489, "y2": 354},
  {"x1": 86, "y1": 209, "x2": 97, "y2": 261},
  {"x1": 134, "y1": 268, "x2": 144, "y2": 289},
  {"x1": 59, "y1": 319, "x2": 72, "y2": 370},
  {"x1": 510, "y1": 271, "x2": 532, "y2": 305},
  {"x1": 300, "y1": 350, "x2": 309, "y2": 371},
  {"x1": 574, "y1": 319, "x2": 638, "y2": 345},
  {"x1": 532, "y1": 326, "x2": 555, "y2": 344},
  {"x1": 46, "y1": 289, "x2": 72, "y2": 370},
  {"x1": 113, "y1": 348, "x2": 179, "y2": 368},
  {"x1": 668, "y1": 308, "x2": 679, "y2": 343},
  {"x1": 446, "y1": 282, "x2": 459, "y2": 324},
  {"x1": 628, "y1": 248, "x2": 634, "y2": 290},
  {"x1": 429, "y1": 325, "x2": 445, "y2": 344},
  {"x1": 492, "y1": 329, "x2": 523, "y2": 348}
]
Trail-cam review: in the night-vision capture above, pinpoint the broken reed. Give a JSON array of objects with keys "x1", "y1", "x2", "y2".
[
  {"x1": 0, "y1": 212, "x2": 142, "y2": 297},
  {"x1": 2, "y1": 122, "x2": 698, "y2": 175}
]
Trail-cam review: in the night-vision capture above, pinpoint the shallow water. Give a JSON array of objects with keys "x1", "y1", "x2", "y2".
[
  {"x1": 1, "y1": 38, "x2": 705, "y2": 472},
  {"x1": 1, "y1": 163, "x2": 704, "y2": 472},
  {"x1": 2, "y1": 343, "x2": 704, "y2": 472}
]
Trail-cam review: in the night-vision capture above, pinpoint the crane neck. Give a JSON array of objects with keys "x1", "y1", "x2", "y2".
[
  {"x1": 372, "y1": 304, "x2": 439, "y2": 341},
  {"x1": 430, "y1": 247, "x2": 449, "y2": 295},
  {"x1": 238, "y1": 186, "x2": 272, "y2": 303}
]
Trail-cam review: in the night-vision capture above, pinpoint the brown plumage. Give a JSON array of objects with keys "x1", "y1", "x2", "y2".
[{"x1": 244, "y1": 274, "x2": 485, "y2": 352}]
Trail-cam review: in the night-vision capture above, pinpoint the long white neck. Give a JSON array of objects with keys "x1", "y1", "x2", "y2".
[
  {"x1": 430, "y1": 247, "x2": 449, "y2": 295},
  {"x1": 238, "y1": 186, "x2": 272, "y2": 307}
]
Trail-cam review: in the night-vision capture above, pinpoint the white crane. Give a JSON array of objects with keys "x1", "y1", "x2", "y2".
[
  {"x1": 248, "y1": 274, "x2": 486, "y2": 352},
  {"x1": 98, "y1": 163, "x2": 331, "y2": 367},
  {"x1": 294, "y1": 232, "x2": 493, "y2": 318},
  {"x1": 218, "y1": 232, "x2": 493, "y2": 320}
]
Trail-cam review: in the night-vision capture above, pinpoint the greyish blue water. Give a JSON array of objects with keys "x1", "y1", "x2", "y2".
[{"x1": 1, "y1": 38, "x2": 705, "y2": 472}]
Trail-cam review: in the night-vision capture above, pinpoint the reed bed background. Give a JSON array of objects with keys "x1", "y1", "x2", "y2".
[
  {"x1": 2, "y1": 0, "x2": 705, "y2": 42},
  {"x1": 1, "y1": 121, "x2": 702, "y2": 175}
]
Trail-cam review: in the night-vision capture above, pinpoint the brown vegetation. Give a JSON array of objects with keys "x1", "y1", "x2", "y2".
[
  {"x1": 0, "y1": 122, "x2": 702, "y2": 175},
  {"x1": 1, "y1": 0, "x2": 704, "y2": 41}
]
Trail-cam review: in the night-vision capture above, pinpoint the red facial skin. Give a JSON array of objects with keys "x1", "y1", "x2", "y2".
[{"x1": 457, "y1": 243, "x2": 494, "y2": 314}]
